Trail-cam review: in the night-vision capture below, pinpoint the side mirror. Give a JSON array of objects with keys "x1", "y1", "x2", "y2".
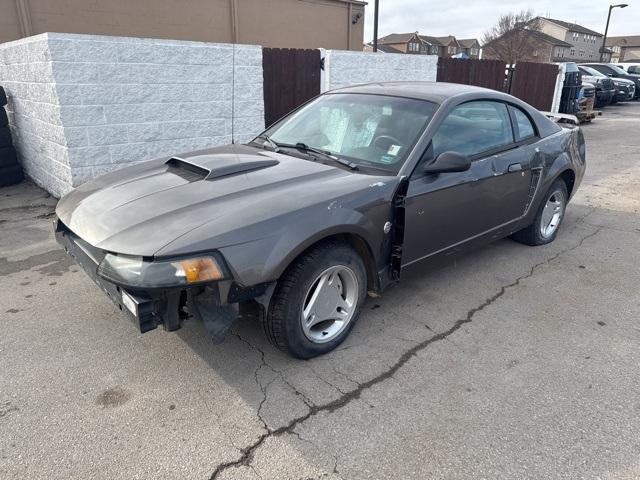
[{"x1": 423, "y1": 151, "x2": 471, "y2": 174}]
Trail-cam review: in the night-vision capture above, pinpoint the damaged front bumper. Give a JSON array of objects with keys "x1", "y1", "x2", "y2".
[{"x1": 54, "y1": 218, "x2": 273, "y2": 341}]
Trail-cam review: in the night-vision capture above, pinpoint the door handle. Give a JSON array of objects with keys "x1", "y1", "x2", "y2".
[{"x1": 508, "y1": 163, "x2": 522, "y2": 172}]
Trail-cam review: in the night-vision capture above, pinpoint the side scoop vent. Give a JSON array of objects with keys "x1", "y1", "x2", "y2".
[{"x1": 166, "y1": 157, "x2": 279, "y2": 181}]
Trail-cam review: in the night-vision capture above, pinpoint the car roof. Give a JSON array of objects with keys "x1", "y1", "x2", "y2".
[
  {"x1": 328, "y1": 81, "x2": 562, "y2": 140},
  {"x1": 579, "y1": 63, "x2": 618, "y2": 67},
  {"x1": 330, "y1": 81, "x2": 507, "y2": 104}
]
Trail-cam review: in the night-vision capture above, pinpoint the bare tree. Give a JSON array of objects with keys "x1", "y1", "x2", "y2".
[{"x1": 482, "y1": 10, "x2": 542, "y2": 64}]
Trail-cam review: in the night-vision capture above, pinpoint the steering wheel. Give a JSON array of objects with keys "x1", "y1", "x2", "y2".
[{"x1": 373, "y1": 135, "x2": 402, "y2": 151}]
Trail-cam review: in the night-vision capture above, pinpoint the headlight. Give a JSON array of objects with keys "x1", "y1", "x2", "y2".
[{"x1": 97, "y1": 253, "x2": 227, "y2": 288}]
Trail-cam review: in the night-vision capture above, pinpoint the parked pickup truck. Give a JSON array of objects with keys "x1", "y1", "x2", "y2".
[
  {"x1": 577, "y1": 66, "x2": 615, "y2": 107},
  {"x1": 579, "y1": 63, "x2": 640, "y2": 100}
]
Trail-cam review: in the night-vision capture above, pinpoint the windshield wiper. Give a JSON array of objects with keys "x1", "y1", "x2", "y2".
[
  {"x1": 255, "y1": 136, "x2": 358, "y2": 170},
  {"x1": 255, "y1": 134, "x2": 280, "y2": 153},
  {"x1": 285, "y1": 142, "x2": 358, "y2": 170}
]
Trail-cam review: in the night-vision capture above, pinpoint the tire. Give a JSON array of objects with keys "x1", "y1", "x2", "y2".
[
  {"x1": 263, "y1": 241, "x2": 367, "y2": 359},
  {"x1": 0, "y1": 108, "x2": 7, "y2": 127},
  {"x1": 0, "y1": 127, "x2": 12, "y2": 148},
  {"x1": 0, "y1": 146, "x2": 17, "y2": 168},
  {"x1": 511, "y1": 179, "x2": 568, "y2": 246},
  {"x1": 0, "y1": 164, "x2": 24, "y2": 187},
  {"x1": 0, "y1": 87, "x2": 6, "y2": 107}
]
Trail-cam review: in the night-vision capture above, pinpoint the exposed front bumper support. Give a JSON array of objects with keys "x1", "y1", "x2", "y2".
[
  {"x1": 54, "y1": 218, "x2": 274, "y2": 342},
  {"x1": 55, "y1": 223, "x2": 161, "y2": 333},
  {"x1": 188, "y1": 286, "x2": 239, "y2": 343}
]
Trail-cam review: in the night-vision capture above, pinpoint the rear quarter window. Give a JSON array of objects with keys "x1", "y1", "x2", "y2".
[{"x1": 509, "y1": 106, "x2": 536, "y2": 141}]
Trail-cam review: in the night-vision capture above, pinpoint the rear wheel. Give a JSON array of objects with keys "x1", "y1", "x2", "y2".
[
  {"x1": 511, "y1": 179, "x2": 568, "y2": 246},
  {"x1": 263, "y1": 241, "x2": 366, "y2": 359}
]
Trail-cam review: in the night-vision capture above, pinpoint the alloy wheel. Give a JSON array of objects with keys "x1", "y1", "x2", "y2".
[
  {"x1": 540, "y1": 189, "x2": 566, "y2": 238},
  {"x1": 301, "y1": 265, "x2": 359, "y2": 343}
]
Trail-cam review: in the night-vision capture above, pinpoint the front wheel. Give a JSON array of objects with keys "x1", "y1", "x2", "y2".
[
  {"x1": 511, "y1": 179, "x2": 568, "y2": 246},
  {"x1": 263, "y1": 241, "x2": 366, "y2": 359}
]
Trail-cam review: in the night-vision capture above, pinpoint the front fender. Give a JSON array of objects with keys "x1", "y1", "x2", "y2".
[{"x1": 219, "y1": 206, "x2": 387, "y2": 287}]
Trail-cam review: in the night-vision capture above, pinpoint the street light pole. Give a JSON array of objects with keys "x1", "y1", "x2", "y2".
[
  {"x1": 373, "y1": 0, "x2": 379, "y2": 52},
  {"x1": 601, "y1": 3, "x2": 628, "y2": 61}
]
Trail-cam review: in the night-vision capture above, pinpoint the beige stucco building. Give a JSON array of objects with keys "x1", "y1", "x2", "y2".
[{"x1": 1, "y1": 0, "x2": 366, "y2": 50}]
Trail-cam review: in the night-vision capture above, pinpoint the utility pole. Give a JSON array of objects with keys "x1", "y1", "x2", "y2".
[{"x1": 373, "y1": 0, "x2": 379, "y2": 52}]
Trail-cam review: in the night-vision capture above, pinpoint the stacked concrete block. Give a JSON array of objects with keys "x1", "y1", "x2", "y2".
[{"x1": 0, "y1": 33, "x2": 265, "y2": 196}]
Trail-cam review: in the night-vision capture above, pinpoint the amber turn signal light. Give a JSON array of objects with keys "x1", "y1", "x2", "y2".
[{"x1": 176, "y1": 257, "x2": 224, "y2": 283}]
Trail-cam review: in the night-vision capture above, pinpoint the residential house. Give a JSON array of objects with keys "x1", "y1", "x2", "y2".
[
  {"x1": 420, "y1": 35, "x2": 462, "y2": 58},
  {"x1": 373, "y1": 32, "x2": 431, "y2": 54},
  {"x1": 483, "y1": 30, "x2": 573, "y2": 63},
  {"x1": 606, "y1": 35, "x2": 640, "y2": 62},
  {"x1": 372, "y1": 32, "x2": 481, "y2": 58},
  {"x1": 483, "y1": 17, "x2": 610, "y2": 64},
  {"x1": 363, "y1": 43, "x2": 404, "y2": 54},
  {"x1": 536, "y1": 17, "x2": 608, "y2": 62},
  {"x1": 458, "y1": 39, "x2": 482, "y2": 58},
  {"x1": 0, "y1": 0, "x2": 366, "y2": 50}
]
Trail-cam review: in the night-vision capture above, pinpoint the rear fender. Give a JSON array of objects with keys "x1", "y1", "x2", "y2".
[{"x1": 525, "y1": 153, "x2": 573, "y2": 222}]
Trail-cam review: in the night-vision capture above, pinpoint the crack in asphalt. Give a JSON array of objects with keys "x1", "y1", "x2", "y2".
[
  {"x1": 288, "y1": 429, "x2": 342, "y2": 479},
  {"x1": 210, "y1": 226, "x2": 602, "y2": 479},
  {"x1": 308, "y1": 364, "x2": 350, "y2": 395},
  {"x1": 582, "y1": 220, "x2": 640, "y2": 235}
]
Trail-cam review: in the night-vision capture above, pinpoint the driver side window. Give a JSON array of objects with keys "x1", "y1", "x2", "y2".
[{"x1": 432, "y1": 101, "x2": 514, "y2": 159}]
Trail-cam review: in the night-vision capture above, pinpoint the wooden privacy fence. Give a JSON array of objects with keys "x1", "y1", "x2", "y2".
[
  {"x1": 262, "y1": 48, "x2": 321, "y2": 127},
  {"x1": 436, "y1": 58, "x2": 506, "y2": 91},
  {"x1": 437, "y1": 57, "x2": 559, "y2": 111},
  {"x1": 507, "y1": 62, "x2": 559, "y2": 111},
  {"x1": 261, "y1": 51, "x2": 561, "y2": 127}
]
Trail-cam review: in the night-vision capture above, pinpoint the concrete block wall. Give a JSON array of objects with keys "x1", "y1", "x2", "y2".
[
  {"x1": 0, "y1": 35, "x2": 71, "y2": 197},
  {"x1": 1, "y1": 34, "x2": 441, "y2": 197},
  {"x1": 323, "y1": 50, "x2": 438, "y2": 91},
  {"x1": 0, "y1": 33, "x2": 265, "y2": 196}
]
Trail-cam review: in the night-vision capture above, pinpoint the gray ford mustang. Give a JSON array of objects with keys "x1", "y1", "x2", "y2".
[{"x1": 55, "y1": 82, "x2": 586, "y2": 358}]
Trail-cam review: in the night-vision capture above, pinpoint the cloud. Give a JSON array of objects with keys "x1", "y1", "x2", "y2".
[{"x1": 363, "y1": 1, "x2": 636, "y2": 43}]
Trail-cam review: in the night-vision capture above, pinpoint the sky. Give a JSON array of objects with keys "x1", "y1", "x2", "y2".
[{"x1": 363, "y1": 1, "x2": 638, "y2": 43}]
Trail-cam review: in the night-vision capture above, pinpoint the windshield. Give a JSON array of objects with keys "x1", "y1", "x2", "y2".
[
  {"x1": 580, "y1": 66, "x2": 605, "y2": 77},
  {"x1": 259, "y1": 93, "x2": 437, "y2": 174},
  {"x1": 608, "y1": 64, "x2": 628, "y2": 75}
]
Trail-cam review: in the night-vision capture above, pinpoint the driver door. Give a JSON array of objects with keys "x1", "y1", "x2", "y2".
[{"x1": 401, "y1": 100, "x2": 535, "y2": 267}]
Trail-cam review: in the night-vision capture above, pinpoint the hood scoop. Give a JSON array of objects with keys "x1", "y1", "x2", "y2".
[{"x1": 166, "y1": 156, "x2": 279, "y2": 181}]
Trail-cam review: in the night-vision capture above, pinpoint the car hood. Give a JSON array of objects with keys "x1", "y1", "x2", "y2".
[
  {"x1": 56, "y1": 144, "x2": 392, "y2": 256},
  {"x1": 612, "y1": 77, "x2": 636, "y2": 85},
  {"x1": 581, "y1": 74, "x2": 607, "y2": 85}
]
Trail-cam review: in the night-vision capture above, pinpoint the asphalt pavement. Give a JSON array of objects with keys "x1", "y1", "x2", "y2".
[{"x1": 1, "y1": 102, "x2": 639, "y2": 480}]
